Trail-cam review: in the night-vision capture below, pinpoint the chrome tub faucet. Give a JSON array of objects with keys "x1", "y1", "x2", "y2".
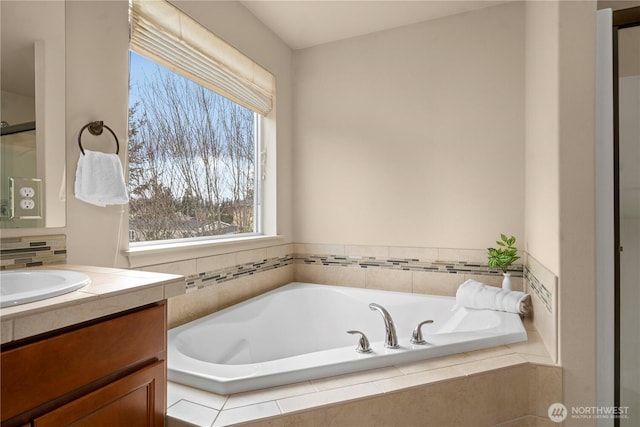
[{"x1": 369, "y1": 303, "x2": 399, "y2": 349}]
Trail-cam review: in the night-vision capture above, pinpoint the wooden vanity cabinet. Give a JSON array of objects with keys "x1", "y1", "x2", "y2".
[{"x1": 1, "y1": 303, "x2": 166, "y2": 427}]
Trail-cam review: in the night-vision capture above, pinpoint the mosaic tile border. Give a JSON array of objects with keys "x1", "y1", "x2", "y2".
[
  {"x1": 296, "y1": 254, "x2": 524, "y2": 276},
  {"x1": 185, "y1": 252, "x2": 523, "y2": 292},
  {"x1": 0, "y1": 234, "x2": 67, "y2": 270},
  {"x1": 186, "y1": 255, "x2": 295, "y2": 292},
  {"x1": 524, "y1": 266, "x2": 552, "y2": 313}
]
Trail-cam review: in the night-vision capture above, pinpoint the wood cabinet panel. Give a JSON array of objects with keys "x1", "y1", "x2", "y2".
[
  {"x1": 33, "y1": 361, "x2": 165, "y2": 427},
  {"x1": 1, "y1": 304, "x2": 166, "y2": 422}
]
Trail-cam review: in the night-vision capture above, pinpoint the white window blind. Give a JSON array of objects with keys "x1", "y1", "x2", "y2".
[{"x1": 130, "y1": 0, "x2": 275, "y2": 116}]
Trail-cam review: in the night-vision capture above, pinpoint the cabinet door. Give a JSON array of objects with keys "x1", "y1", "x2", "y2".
[
  {"x1": 1, "y1": 304, "x2": 166, "y2": 422},
  {"x1": 33, "y1": 361, "x2": 165, "y2": 427}
]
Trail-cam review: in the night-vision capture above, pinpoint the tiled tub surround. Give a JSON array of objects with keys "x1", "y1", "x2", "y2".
[
  {"x1": 159, "y1": 245, "x2": 560, "y2": 426},
  {"x1": 184, "y1": 248, "x2": 524, "y2": 294},
  {"x1": 164, "y1": 243, "x2": 526, "y2": 328},
  {"x1": 163, "y1": 244, "x2": 561, "y2": 357},
  {"x1": 524, "y1": 255, "x2": 558, "y2": 363},
  {"x1": 0, "y1": 234, "x2": 67, "y2": 270},
  {"x1": 166, "y1": 321, "x2": 561, "y2": 427}
]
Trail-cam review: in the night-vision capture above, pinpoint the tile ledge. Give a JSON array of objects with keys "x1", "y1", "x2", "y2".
[{"x1": 167, "y1": 356, "x2": 560, "y2": 426}]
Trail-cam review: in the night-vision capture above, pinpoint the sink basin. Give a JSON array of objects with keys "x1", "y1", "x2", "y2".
[{"x1": 0, "y1": 270, "x2": 91, "y2": 308}]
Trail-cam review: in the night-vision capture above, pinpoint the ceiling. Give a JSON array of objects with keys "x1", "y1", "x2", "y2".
[{"x1": 241, "y1": 1, "x2": 512, "y2": 50}]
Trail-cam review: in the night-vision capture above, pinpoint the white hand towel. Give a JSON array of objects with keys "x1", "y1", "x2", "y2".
[
  {"x1": 74, "y1": 150, "x2": 129, "y2": 207},
  {"x1": 455, "y1": 279, "x2": 530, "y2": 315}
]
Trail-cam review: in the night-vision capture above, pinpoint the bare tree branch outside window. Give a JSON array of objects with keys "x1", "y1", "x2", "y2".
[{"x1": 128, "y1": 52, "x2": 256, "y2": 243}]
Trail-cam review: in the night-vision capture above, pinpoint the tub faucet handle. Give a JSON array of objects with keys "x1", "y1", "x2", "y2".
[
  {"x1": 347, "y1": 330, "x2": 372, "y2": 353},
  {"x1": 410, "y1": 320, "x2": 434, "y2": 345}
]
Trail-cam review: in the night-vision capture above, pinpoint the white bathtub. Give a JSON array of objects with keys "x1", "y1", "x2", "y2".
[{"x1": 168, "y1": 282, "x2": 527, "y2": 395}]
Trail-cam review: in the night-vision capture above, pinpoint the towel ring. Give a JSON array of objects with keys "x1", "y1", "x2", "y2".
[{"x1": 78, "y1": 121, "x2": 119, "y2": 155}]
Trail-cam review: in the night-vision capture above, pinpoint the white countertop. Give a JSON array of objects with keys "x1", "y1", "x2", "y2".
[{"x1": 0, "y1": 264, "x2": 185, "y2": 344}]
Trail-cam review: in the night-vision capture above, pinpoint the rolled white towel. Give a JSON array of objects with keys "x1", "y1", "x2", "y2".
[{"x1": 456, "y1": 279, "x2": 530, "y2": 315}]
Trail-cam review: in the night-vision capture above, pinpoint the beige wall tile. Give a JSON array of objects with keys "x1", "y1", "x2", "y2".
[
  {"x1": 277, "y1": 382, "x2": 384, "y2": 414},
  {"x1": 531, "y1": 415, "x2": 557, "y2": 427},
  {"x1": 420, "y1": 379, "x2": 469, "y2": 426},
  {"x1": 462, "y1": 373, "x2": 503, "y2": 425},
  {"x1": 493, "y1": 416, "x2": 534, "y2": 427},
  {"x1": 364, "y1": 268, "x2": 412, "y2": 293},
  {"x1": 412, "y1": 271, "x2": 464, "y2": 296},
  {"x1": 311, "y1": 366, "x2": 404, "y2": 392},
  {"x1": 197, "y1": 253, "x2": 238, "y2": 273},
  {"x1": 294, "y1": 243, "x2": 345, "y2": 256},
  {"x1": 507, "y1": 329, "x2": 552, "y2": 359},
  {"x1": 216, "y1": 276, "x2": 261, "y2": 309},
  {"x1": 168, "y1": 284, "x2": 222, "y2": 329},
  {"x1": 225, "y1": 382, "x2": 315, "y2": 410},
  {"x1": 527, "y1": 278, "x2": 558, "y2": 363},
  {"x1": 375, "y1": 366, "x2": 464, "y2": 393},
  {"x1": 463, "y1": 345, "x2": 515, "y2": 361},
  {"x1": 323, "y1": 389, "x2": 426, "y2": 427},
  {"x1": 241, "y1": 409, "x2": 327, "y2": 426},
  {"x1": 237, "y1": 248, "x2": 268, "y2": 265},
  {"x1": 213, "y1": 401, "x2": 281, "y2": 426},
  {"x1": 534, "y1": 366, "x2": 562, "y2": 418},
  {"x1": 491, "y1": 366, "x2": 532, "y2": 423},
  {"x1": 266, "y1": 244, "x2": 293, "y2": 259},
  {"x1": 139, "y1": 260, "x2": 198, "y2": 277},
  {"x1": 344, "y1": 245, "x2": 389, "y2": 258},
  {"x1": 167, "y1": 381, "x2": 228, "y2": 410},
  {"x1": 456, "y1": 354, "x2": 528, "y2": 376},
  {"x1": 251, "y1": 265, "x2": 295, "y2": 294},
  {"x1": 295, "y1": 264, "x2": 365, "y2": 288},
  {"x1": 165, "y1": 280, "x2": 187, "y2": 299},
  {"x1": 395, "y1": 353, "x2": 468, "y2": 375}
]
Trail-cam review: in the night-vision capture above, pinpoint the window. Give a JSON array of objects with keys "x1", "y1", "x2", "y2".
[
  {"x1": 128, "y1": 0, "x2": 274, "y2": 245},
  {"x1": 128, "y1": 52, "x2": 259, "y2": 243}
]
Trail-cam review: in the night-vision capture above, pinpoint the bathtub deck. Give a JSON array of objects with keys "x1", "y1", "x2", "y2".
[{"x1": 166, "y1": 320, "x2": 555, "y2": 427}]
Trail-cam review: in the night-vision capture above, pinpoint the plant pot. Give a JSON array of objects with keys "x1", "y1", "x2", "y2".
[{"x1": 502, "y1": 272, "x2": 512, "y2": 290}]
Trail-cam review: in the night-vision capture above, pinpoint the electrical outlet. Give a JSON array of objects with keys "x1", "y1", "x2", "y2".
[
  {"x1": 9, "y1": 177, "x2": 43, "y2": 220},
  {"x1": 20, "y1": 199, "x2": 35, "y2": 210},
  {"x1": 19, "y1": 187, "x2": 35, "y2": 198}
]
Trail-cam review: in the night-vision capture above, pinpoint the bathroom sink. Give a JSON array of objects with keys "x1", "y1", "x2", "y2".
[{"x1": 0, "y1": 270, "x2": 91, "y2": 308}]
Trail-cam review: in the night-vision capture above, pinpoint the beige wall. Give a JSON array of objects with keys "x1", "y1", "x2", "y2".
[
  {"x1": 292, "y1": 2, "x2": 525, "y2": 250},
  {"x1": 525, "y1": 0, "x2": 598, "y2": 421},
  {"x1": 525, "y1": 1, "x2": 560, "y2": 277},
  {"x1": 61, "y1": 0, "x2": 293, "y2": 268},
  {"x1": 558, "y1": 0, "x2": 597, "y2": 418}
]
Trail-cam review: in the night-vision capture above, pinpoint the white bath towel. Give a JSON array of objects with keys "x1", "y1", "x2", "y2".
[
  {"x1": 456, "y1": 279, "x2": 530, "y2": 315},
  {"x1": 74, "y1": 150, "x2": 129, "y2": 207}
]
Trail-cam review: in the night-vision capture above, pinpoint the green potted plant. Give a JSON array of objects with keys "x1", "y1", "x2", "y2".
[{"x1": 487, "y1": 234, "x2": 520, "y2": 290}]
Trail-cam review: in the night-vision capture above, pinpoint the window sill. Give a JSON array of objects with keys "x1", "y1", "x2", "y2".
[{"x1": 125, "y1": 235, "x2": 286, "y2": 268}]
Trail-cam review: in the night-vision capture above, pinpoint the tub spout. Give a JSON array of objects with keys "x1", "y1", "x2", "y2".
[{"x1": 369, "y1": 303, "x2": 399, "y2": 349}]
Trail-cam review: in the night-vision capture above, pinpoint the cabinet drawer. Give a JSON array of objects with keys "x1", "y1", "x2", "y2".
[{"x1": 1, "y1": 304, "x2": 166, "y2": 422}]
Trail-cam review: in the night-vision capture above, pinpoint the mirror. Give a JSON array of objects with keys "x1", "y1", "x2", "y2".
[{"x1": 1, "y1": 0, "x2": 65, "y2": 228}]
